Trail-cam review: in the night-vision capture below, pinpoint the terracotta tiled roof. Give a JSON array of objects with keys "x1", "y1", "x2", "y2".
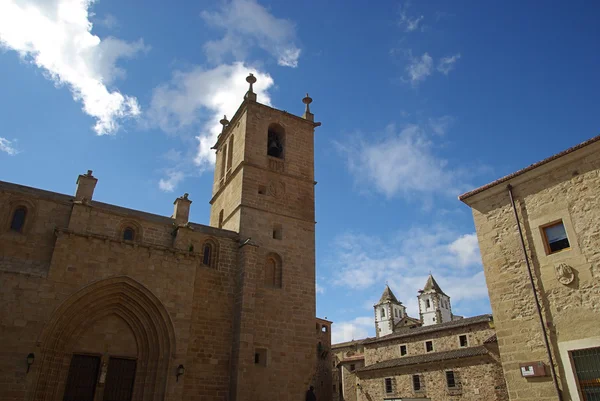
[
  {"x1": 459, "y1": 134, "x2": 600, "y2": 201},
  {"x1": 393, "y1": 316, "x2": 421, "y2": 330},
  {"x1": 357, "y1": 346, "x2": 489, "y2": 372},
  {"x1": 363, "y1": 314, "x2": 493, "y2": 345},
  {"x1": 332, "y1": 338, "x2": 373, "y2": 349},
  {"x1": 339, "y1": 355, "x2": 365, "y2": 363},
  {"x1": 484, "y1": 334, "x2": 498, "y2": 344}
]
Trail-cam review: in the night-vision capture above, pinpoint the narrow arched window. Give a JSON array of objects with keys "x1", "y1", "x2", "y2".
[
  {"x1": 123, "y1": 227, "x2": 135, "y2": 241},
  {"x1": 10, "y1": 207, "x2": 27, "y2": 232},
  {"x1": 265, "y1": 258, "x2": 276, "y2": 287},
  {"x1": 264, "y1": 254, "x2": 282, "y2": 288},
  {"x1": 220, "y1": 144, "x2": 228, "y2": 181},
  {"x1": 203, "y1": 243, "x2": 213, "y2": 266},
  {"x1": 267, "y1": 123, "x2": 285, "y2": 159}
]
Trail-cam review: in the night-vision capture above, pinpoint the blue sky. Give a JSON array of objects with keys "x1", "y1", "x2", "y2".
[{"x1": 1, "y1": 0, "x2": 599, "y2": 343}]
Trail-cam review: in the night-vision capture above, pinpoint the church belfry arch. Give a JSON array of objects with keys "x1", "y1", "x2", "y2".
[
  {"x1": 267, "y1": 123, "x2": 285, "y2": 159},
  {"x1": 34, "y1": 276, "x2": 176, "y2": 401}
]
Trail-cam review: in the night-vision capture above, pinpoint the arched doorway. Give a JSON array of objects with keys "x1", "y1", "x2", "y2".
[{"x1": 32, "y1": 276, "x2": 176, "y2": 401}]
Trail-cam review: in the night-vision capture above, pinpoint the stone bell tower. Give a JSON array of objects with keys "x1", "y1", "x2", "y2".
[
  {"x1": 374, "y1": 285, "x2": 406, "y2": 338},
  {"x1": 209, "y1": 74, "x2": 321, "y2": 401},
  {"x1": 418, "y1": 274, "x2": 452, "y2": 326}
]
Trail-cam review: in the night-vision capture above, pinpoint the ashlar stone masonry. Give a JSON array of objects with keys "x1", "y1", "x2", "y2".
[{"x1": 0, "y1": 76, "x2": 325, "y2": 401}]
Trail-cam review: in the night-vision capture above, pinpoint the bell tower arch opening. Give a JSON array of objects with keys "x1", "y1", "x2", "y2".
[{"x1": 267, "y1": 123, "x2": 285, "y2": 159}]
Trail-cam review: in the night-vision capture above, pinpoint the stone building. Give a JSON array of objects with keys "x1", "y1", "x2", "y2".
[
  {"x1": 315, "y1": 318, "x2": 333, "y2": 401},
  {"x1": 0, "y1": 75, "x2": 324, "y2": 401},
  {"x1": 459, "y1": 135, "x2": 600, "y2": 401},
  {"x1": 332, "y1": 279, "x2": 508, "y2": 401}
]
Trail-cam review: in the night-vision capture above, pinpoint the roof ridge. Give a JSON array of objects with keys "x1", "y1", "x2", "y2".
[{"x1": 363, "y1": 314, "x2": 493, "y2": 345}]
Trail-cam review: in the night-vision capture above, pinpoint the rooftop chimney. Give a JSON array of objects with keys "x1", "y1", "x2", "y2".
[
  {"x1": 173, "y1": 193, "x2": 192, "y2": 225},
  {"x1": 75, "y1": 170, "x2": 97, "y2": 203}
]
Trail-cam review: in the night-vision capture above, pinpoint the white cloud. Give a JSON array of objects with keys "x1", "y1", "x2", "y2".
[
  {"x1": 150, "y1": 62, "x2": 274, "y2": 168},
  {"x1": 201, "y1": 0, "x2": 301, "y2": 68},
  {"x1": 406, "y1": 52, "x2": 433, "y2": 84},
  {"x1": 437, "y1": 53, "x2": 461, "y2": 75},
  {"x1": 328, "y1": 227, "x2": 488, "y2": 319},
  {"x1": 335, "y1": 122, "x2": 463, "y2": 200},
  {"x1": 158, "y1": 170, "x2": 185, "y2": 193},
  {"x1": 448, "y1": 233, "x2": 481, "y2": 266},
  {"x1": 149, "y1": 62, "x2": 274, "y2": 191},
  {"x1": 0, "y1": 138, "x2": 19, "y2": 155},
  {"x1": 0, "y1": 0, "x2": 145, "y2": 135},
  {"x1": 95, "y1": 13, "x2": 118, "y2": 29},
  {"x1": 316, "y1": 282, "x2": 325, "y2": 295},
  {"x1": 332, "y1": 316, "x2": 373, "y2": 344},
  {"x1": 398, "y1": 3, "x2": 424, "y2": 32},
  {"x1": 428, "y1": 115, "x2": 455, "y2": 136},
  {"x1": 277, "y1": 48, "x2": 301, "y2": 68}
]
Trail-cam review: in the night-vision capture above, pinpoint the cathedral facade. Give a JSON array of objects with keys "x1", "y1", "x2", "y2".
[
  {"x1": 332, "y1": 277, "x2": 508, "y2": 401},
  {"x1": 0, "y1": 76, "x2": 322, "y2": 401}
]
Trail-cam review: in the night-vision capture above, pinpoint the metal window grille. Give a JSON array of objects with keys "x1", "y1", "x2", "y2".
[
  {"x1": 412, "y1": 375, "x2": 421, "y2": 391},
  {"x1": 446, "y1": 371, "x2": 456, "y2": 388},
  {"x1": 385, "y1": 377, "x2": 393, "y2": 394},
  {"x1": 572, "y1": 347, "x2": 600, "y2": 401}
]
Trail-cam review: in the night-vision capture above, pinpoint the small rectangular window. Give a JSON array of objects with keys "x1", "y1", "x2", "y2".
[
  {"x1": 425, "y1": 341, "x2": 433, "y2": 353},
  {"x1": 258, "y1": 185, "x2": 267, "y2": 195},
  {"x1": 542, "y1": 221, "x2": 570, "y2": 254},
  {"x1": 446, "y1": 371, "x2": 456, "y2": 388},
  {"x1": 400, "y1": 345, "x2": 407, "y2": 356},
  {"x1": 385, "y1": 378, "x2": 393, "y2": 394},
  {"x1": 350, "y1": 364, "x2": 355, "y2": 372},
  {"x1": 426, "y1": 299, "x2": 431, "y2": 308},
  {"x1": 254, "y1": 348, "x2": 267, "y2": 367},
  {"x1": 459, "y1": 335, "x2": 468, "y2": 347},
  {"x1": 412, "y1": 375, "x2": 421, "y2": 391},
  {"x1": 394, "y1": 309, "x2": 398, "y2": 317},
  {"x1": 273, "y1": 225, "x2": 283, "y2": 240}
]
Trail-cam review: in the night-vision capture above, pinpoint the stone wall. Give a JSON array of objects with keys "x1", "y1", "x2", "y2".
[
  {"x1": 1, "y1": 90, "x2": 321, "y2": 401},
  {"x1": 357, "y1": 354, "x2": 507, "y2": 401},
  {"x1": 209, "y1": 99, "x2": 318, "y2": 401},
  {"x1": 0, "y1": 180, "x2": 240, "y2": 401},
  {"x1": 364, "y1": 321, "x2": 495, "y2": 365},
  {"x1": 315, "y1": 319, "x2": 333, "y2": 401},
  {"x1": 463, "y1": 140, "x2": 600, "y2": 401}
]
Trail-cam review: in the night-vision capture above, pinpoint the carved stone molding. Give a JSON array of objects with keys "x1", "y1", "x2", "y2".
[
  {"x1": 268, "y1": 157, "x2": 285, "y2": 173},
  {"x1": 268, "y1": 181, "x2": 286, "y2": 199},
  {"x1": 555, "y1": 263, "x2": 575, "y2": 285}
]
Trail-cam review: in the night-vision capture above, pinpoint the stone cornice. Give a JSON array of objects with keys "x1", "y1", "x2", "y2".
[{"x1": 55, "y1": 227, "x2": 206, "y2": 260}]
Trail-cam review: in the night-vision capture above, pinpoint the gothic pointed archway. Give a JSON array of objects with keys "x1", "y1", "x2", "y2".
[{"x1": 33, "y1": 276, "x2": 176, "y2": 401}]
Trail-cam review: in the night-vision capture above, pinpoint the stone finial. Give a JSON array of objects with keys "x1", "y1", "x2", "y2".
[
  {"x1": 173, "y1": 193, "x2": 193, "y2": 226},
  {"x1": 245, "y1": 73, "x2": 257, "y2": 101},
  {"x1": 302, "y1": 93, "x2": 314, "y2": 122},
  {"x1": 75, "y1": 169, "x2": 98, "y2": 203},
  {"x1": 220, "y1": 115, "x2": 229, "y2": 133}
]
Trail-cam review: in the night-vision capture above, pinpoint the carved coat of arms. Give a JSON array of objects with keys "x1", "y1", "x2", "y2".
[
  {"x1": 268, "y1": 181, "x2": 286, "y2": 199},
  {"x1": 555, "y1": 263, "x2": 574, "y2": 285}
]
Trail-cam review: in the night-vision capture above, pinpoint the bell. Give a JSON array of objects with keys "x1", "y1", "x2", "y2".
[{"x1": 268, "y1": 139, "x2": 281, "y2": 157}]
